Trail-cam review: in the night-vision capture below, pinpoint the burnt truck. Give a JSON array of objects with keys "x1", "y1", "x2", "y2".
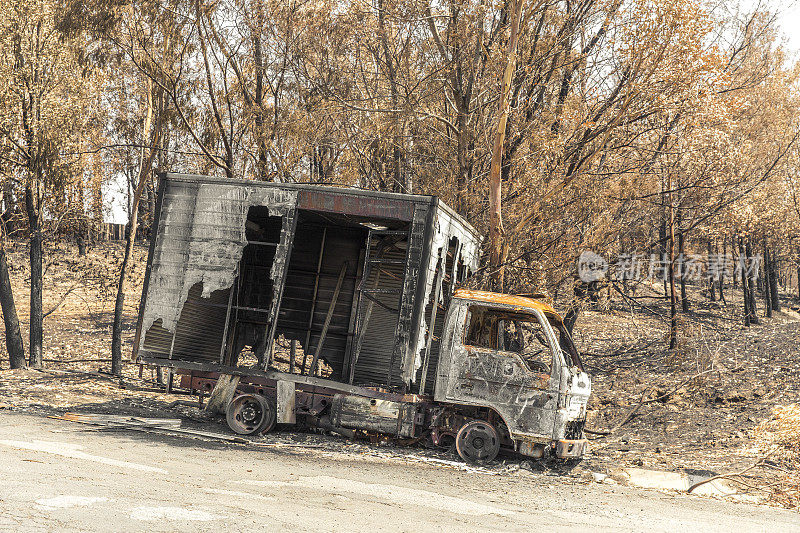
[{"x1": 133, "y1": 173, "x2": 591, "y2": 464}]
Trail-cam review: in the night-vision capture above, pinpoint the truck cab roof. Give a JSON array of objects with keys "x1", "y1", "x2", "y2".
[{"x1": 453, "y1": 289, "x2": 559, "y2": 317}]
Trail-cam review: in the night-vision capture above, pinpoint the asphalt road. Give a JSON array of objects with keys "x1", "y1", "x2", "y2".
[{"x1": 0, "y1": 411, "x2": 796, "y2": 532}]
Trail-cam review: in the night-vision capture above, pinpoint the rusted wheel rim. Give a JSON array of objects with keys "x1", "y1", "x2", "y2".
[
  {"x1": 456, "y1": 421, "x2": 500, "y2": 464},
  {"x1": 226, "y1": 394, "x2": 269, "y2": 435}
]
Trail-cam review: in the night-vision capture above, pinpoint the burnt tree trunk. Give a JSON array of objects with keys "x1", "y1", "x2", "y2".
[
  {"x1": 740, "y1": 238, "x2": 750, "y2": 326},
  {"x1": 763, "y1": 242, "x2": 773, "y2": 318},
  {"x1": 718, "y1": 240, "x2": 726, "y2": 303},
  {"x1": 732, "y1": 236, "x2": 738, "y2": 289},
  {"x1": 707, "y1": 240, "x2": 716, "y2": 301},
  {"x1": 668, "y1": 180, "x2": 678, "y2": 350},
  {"x1": 769, "y1": 250, "x2": 781, "y2": 311},
  {"x1": 660, "y1": 218, "x2": 668, "y2": 296},
  {"x1": 678, "y1": 227, "x2": 688, "y2": 312},
  {"x1": 745, "y1": 240, "x2": 759, "y2": 325},
  {"x1": 111, "y1": 83, "x2": 161, "y2": 376},
  {"x1": 0, "y1": 240, "x2": 25, "y2": 369},
  {"x1": 25, "y1": 185, "x2": 43, "y2": 367}
]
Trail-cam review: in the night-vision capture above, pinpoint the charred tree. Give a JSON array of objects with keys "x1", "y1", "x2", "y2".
[
  {"x1": 769, "y1": 249, "x2": 781, "y2": 311},
  {"x1": 111, "y1": 83, "x2": 162, "y2": 376},
  {"x1": 745, "y1": 240, "x2": 759, "y2": 325},
  {"x1": 718, "y1": 240, "x2": 726, "y2": 303},
  {"x1": 707, "y1": 240, "x2": 716, "y2": 301},
  {"x1": 763, "y1": 242, "x2": 773, "y2": 318},
  {"x1": 668, "y1": 178, "x2": 678, "y2": 350},
  {"x1": 0, "y1": 237, "x2": 25, "y2": 369},
  {"x1": 740, "y1": 238, "x2": 750, "y2": 326},
  {"x1": 25, "y1": 184, "x2": 43, "y2": 367},
  {"x1": 660, "y1": 218, "x2": 668, "y2": 297},
  {"x1": 678, "y1": 225, "x2": 688, "y2": 312}
]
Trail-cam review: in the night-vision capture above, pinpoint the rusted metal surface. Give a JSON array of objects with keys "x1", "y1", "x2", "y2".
[
  {"x1": 453, "y1": 290, "x2": 557, "y2": 315},
  {"x1": 555, "y1": 438, "x2": 587, "y2": 458},
  {"x1": 298, "y1": 189, "x2": 414, "y2": 220},
  {"x1": 330, "y1": 394, "x2": 417, "y2": 438}
]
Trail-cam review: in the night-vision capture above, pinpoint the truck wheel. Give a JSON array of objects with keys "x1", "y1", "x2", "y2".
[
  {"x1": 226, "y1": 394, "x2": 276, "y2": 435},
  {"x1": 455, "y1": 420, "x2": 500, "y2": 464}
]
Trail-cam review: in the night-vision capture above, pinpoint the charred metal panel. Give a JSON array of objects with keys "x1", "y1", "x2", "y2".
[
  {"x1": 414, "y1": 237, "x2": 458, "y2": 395},
  {"x1": 138, "y1": 179, "x2": 296, "y2": 361},
  {"x1": 406, "y1": 205, "x2": 482, "y2": 387},
  {"x1": 330, "y1": 394, "x2": 416, "y2": 437},
  {"x1": 262, "y1": 209, "x2": 297, "y2": 365},
  {"x1": 136, "y1": 174, "x2": 484, "y2": 398},
  {"x1": 392, "y1": 205, "x2": 430, "y2": 387},
  {"x1": 298, "y1": 190, "x2": 414, "y2": 221}
]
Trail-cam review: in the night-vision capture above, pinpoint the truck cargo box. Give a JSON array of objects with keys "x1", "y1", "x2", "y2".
[{"x1": 134, "y1": 173, "x2": 481, "y2": 395}]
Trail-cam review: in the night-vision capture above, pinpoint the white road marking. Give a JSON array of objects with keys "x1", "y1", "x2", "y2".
[
  {"x1": 129, "y1": 506, "x2": 223, "y2": 521},
  {"x1": 36, "y1": 496, "x2": 108, "y2": 509},
  {"x1": 236, "y1": 475, "x2": 515, "y2": 517},
  {"x1": 203, "y1": 488, "x2": 277, "y2": 502},
  {"x1": 0, "y1": 439, "x2": 168, "y2": 474}
]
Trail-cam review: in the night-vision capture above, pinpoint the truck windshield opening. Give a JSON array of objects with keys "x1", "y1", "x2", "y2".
[{"x1": 464, "y1": 307, "x2": 554, "y2": 375}]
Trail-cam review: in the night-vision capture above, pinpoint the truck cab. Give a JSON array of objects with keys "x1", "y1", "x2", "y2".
[{"x1": 435, "y1": 290, "x2": 591, "y2": 461}]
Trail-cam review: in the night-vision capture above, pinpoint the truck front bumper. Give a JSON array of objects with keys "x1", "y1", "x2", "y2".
[{"x1": 555, "y1": 438, "x2": 588, "y2": 458}]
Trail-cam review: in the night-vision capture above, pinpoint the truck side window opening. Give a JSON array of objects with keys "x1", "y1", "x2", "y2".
[
  {"x1": 464, "y1": 307, "x2": 553, "y2": 375},
  {"x1": 498, "y1": 318, "x2": 552, "y2": 374}
]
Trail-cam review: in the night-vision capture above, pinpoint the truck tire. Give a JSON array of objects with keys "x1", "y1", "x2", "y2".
[
  {"x1": 226, "y1": 394, "x2": 276, "y2": 435},
  {"x1": 455, "y1": 420, "x2": 500, "y2": 464}
]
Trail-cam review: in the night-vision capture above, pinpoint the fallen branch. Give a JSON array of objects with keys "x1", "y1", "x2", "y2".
[
  {"x1": 42, "y1": 282, "x2": 79, "y2": 319},
  {"x1": 687, "y1": 449, "x2": 778, "y2": 494},
  {"x1": 43, "y1": 358, "x2": 111, "y2": 363}
]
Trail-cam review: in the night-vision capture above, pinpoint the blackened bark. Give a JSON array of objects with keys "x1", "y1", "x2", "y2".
[
  {"x1": 745, "y1": 241, "x2": 759, "y2": 325},
  {"x1": 732, "y1": 236, "x2": 738, "y2": 289},
  {"x1": 769, "y1": 251, "x2": 780, "y2": 311},
  {"x1": 563, "y1": 307, "x2": 579, "y2": 336},
  {"x1": 718, "y1": 241, "x2": 726, "y2": 303},
  {"x1": 111, "y1": 225, "x2": 131, "y2": 376},
  {"x1": 660, "y1": 218, "x2": 668, "y2": 296},
  {"x1": 0, "y1": 243, "x2": 25, "y2": 368},
  {"x1": 668, "y1": 189, "x2": 677, "y2": 350},
  {"x1": 678, "y1": 229, "x2": 688, "y2": 312},
  {"x1": 740, "y1": 238, "x2": 750, "y2": 326},
  {"x1": 763, "y1": 243, "x2": 773, "y2": 318},
  {"x1": 28, "y1": 228, "x2": 43, "y2": 366},
  {"x1": 707, "y1": 240, "x2": 716, "y2": 301}
]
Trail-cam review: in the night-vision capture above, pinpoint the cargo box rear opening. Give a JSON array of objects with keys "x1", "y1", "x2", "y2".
[{"x1": 231, "y1": 207, "x2": 411, "y2": 386}]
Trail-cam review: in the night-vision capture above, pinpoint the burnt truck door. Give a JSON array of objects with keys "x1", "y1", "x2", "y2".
[{"x1": 437, "y1": 301, "x2": 564, "y2": 441}]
